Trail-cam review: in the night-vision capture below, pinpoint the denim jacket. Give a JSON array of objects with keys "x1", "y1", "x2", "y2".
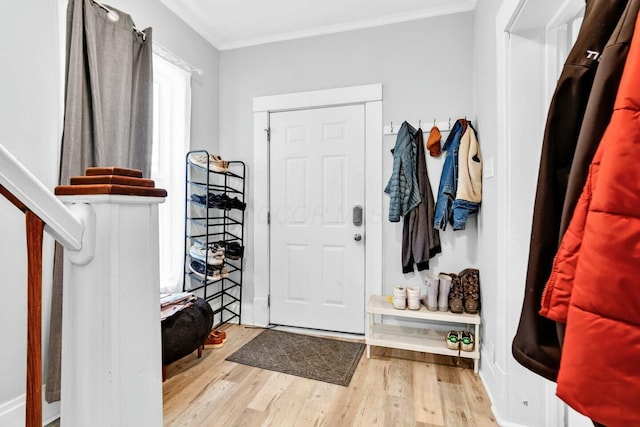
[
  {"x1": 384, "y1": 122, "x2": 421, "y2": 222},
  {"x1": 434, "y1": 119, "x2": 481, "y2": 230}
]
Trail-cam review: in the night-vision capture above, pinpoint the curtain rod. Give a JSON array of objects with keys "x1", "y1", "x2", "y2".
[{"x1": 152, "y1": 43, "x2": 204, "y2": 76}]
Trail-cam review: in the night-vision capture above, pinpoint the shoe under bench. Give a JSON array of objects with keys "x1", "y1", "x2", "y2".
[{"x1": 365, "y1": 295, "x2": 481, "y2": 373}]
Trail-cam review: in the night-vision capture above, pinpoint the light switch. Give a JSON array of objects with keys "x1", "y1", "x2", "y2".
[{"x1": 483, "y1": 157, "x2": 494, "y2": 179}]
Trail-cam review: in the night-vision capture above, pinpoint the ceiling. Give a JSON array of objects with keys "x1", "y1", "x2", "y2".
[{"x1": 159, "y1": 0, "x2": 477, "y2": 51}]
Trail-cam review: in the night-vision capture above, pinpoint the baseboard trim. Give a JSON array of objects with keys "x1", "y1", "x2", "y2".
[
  {"x1": 478, "y1": 372, "x2": 529, "y2": 427},
  {"x1": 0, "y1": 385, "x2": 60, "y2": 426}
]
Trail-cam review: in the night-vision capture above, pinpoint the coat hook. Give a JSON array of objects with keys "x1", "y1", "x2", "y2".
[
  {"x1": 448, "y1": 117, "x2": 452, "y2": 130},
  {"x1": 433, "y1": 118, "x2": 437, "y2": 126},
  {"x1": 390, "y1": 121, "x2": 393, "y2": 133},
  {"x1": 419, "y1": 119, "x2": 422, "y2": 129}
]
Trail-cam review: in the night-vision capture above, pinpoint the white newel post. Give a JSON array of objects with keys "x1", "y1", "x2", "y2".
[{"x1": 59, "y1": 195, "x2": 165, "y2": 427}]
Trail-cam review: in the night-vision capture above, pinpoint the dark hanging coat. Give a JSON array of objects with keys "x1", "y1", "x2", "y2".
[
  {"x1": 402, "y1": 127, "x2": 441, "y2": 273},
  {"x1": 540, "y1": 16, "x2": 640, "y2": 421},
  {"x1": 511, "y1": 0, "x2": 631, "y2": 382},
  {"x1": 560, "y1": 0, "x2": 640, "y2": 236}
]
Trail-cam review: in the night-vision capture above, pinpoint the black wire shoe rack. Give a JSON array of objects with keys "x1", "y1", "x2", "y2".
[{"x1": 183, "y1": 150, "x2": 246, "y2": 327}]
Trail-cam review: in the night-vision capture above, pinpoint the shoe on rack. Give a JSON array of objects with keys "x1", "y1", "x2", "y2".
[
  {"x1": 424, "y1": 274, "x2": 439, "y2": 311},
  {"x1": 190, "y1": 260, "x2": 222, "y2": 281},
  {"x1": 459, "y1": 268, "x2": 480, "y2": 314},
  {"x1": 407, "y1": 286, "x2": 421, "y2": 310},
  {"x1": 219, "y1": 266, "x2": 229, "y2": 279},
  {"x1": 190, "y1": 193, "x2": 208, "y2": 206},
  {"x1": 448, "y1": 273, "x2": 464, "y2": 314},
  {"x1": 204, "y1": 331, "x2": 224, "y2": 349},
  {"x1": 446, "y1": 330, "x2": 461, "y2": 350},
  {"x1": 228, "y1": 196, "x2": 246, "y2": 211},
  {"x1": 189, "y1": 244, "x2": 224, "y2": 266},
  {"x1": 392, "y1": 286, "x2": 407, "y2": 309},
  {"x1": 225, "y1": 242, "x2": 244, "y2": 260},
  {"x1": 191, "y1": 192, "x2": 219, "y2": 208},
  {"x1": 460, "y1": 331, "x2": 475, "y2": 352},
  {"x1": 438, "y1": 273, "x2": 452, "y2": 312},
  {"x1": 209, "y1": 243, "x2": 225, "y2": 256},
  {"x1": 188, "y1": 152, "x2": 229, "y2": 173}
]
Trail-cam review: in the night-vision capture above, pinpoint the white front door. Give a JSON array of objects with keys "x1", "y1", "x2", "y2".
[{"x1": 269, "y1": 105, "x2": 365, "y2": 333}]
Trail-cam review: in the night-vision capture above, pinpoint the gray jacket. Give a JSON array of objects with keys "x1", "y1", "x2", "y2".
[{"x1": 384, "y1": 121, "x2": 421, "y2": 221}]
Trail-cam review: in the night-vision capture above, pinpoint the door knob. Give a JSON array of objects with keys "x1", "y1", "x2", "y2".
[{"x1": 354, "y1": 233, "x2": 362, "y2": 241}]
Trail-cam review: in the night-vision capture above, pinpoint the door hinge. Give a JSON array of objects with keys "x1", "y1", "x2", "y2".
[
  {"x1": 267, "y1": 212, "x2": 271, "y2": 224},
  {"x1": 267, "y1": 295, "x2": 270, "y2": 307},
  {"x1": 265, "y1": 127, "x2": 271, "y2": 142}
]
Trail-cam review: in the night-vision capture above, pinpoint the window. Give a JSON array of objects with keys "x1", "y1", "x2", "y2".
[{"x1": 152, "y1": 51, "x2": 192, "y2": 291}]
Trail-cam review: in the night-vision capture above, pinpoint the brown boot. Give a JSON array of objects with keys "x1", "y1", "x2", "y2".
[
  {"x1": 448, "y1": 273, "x2": 464, "y2": 314},
  {"x1": 459, "y1": 268, "x2": 480, "y2": 314}
]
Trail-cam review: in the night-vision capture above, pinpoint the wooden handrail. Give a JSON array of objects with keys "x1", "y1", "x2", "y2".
[{"x1": 0, "y1": 144, "x2": 85, "y2": 427}]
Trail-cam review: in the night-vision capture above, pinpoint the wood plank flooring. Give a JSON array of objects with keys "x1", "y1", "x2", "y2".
[{"x1": 163, "y1": 325, "x2": 497, "y2": 427}]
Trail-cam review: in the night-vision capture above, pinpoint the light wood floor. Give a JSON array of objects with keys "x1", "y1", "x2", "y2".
[{"x1": 163, "y1": 324, "x2": 497, "y2": 427}]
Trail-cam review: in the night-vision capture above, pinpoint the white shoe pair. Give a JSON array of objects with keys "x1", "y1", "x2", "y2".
[{"x1": 392, "y1": 286, "x2": 421, "y2": 310}]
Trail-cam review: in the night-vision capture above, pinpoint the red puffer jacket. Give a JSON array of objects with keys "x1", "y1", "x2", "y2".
[{"x1": 539, "y1": 16, "x2": 640, "y2": 427}]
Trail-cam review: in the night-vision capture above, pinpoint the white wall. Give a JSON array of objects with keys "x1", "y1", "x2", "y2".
[
  {"x1": 0, "y1": 1, "x2": 219, "y2": 424},
  {"x1": 219, "y1": 13, "x2": 479, "y2": 315}
]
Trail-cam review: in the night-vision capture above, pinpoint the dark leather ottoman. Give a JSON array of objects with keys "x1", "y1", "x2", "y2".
[{"x1": 161, "y1": 297, "x2": 213, "y2": 380}]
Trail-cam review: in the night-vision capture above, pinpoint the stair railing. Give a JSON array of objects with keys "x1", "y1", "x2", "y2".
[{"x1": 0, "y1": 143, "x2": 84, "y2": 427}]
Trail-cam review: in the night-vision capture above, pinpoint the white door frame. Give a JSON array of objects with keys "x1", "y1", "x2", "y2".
[
  {"x1": 252, "y1": 84, "x2": 383, "y2": 329},
  {"x1": 495, "y1": 0, "x2": 583, "y2": 426}
]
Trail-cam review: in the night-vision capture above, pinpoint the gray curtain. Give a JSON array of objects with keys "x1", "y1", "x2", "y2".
[{"x1": 46, "y1": 0, "x2": 153, "y2": 403}]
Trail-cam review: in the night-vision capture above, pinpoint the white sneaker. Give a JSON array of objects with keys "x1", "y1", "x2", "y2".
[
  {"x1": 189, "y1": 245, "x2": 224, "y2": 266},
  {"x1": 189, "y1": 261, "x2": 222, "y2": 282},
  {"x1": 407, "y1": 287, "x2": 421, "y2": 310},
  {"x1": 188, "y1": 153, "x2": 229, "y2": 173},
  {"x1": 392, "y1": 286, "x2": 407, "y2": 309}
]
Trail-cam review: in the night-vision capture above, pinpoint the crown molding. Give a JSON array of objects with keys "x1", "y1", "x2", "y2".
[
  {"x1": 220, "y1": 0, "x2": 476, "y2": 50},
  {"x1": 161, "y1": 0, "x2": 476, "y2": 51}
]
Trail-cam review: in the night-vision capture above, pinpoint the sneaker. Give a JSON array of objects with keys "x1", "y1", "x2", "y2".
[
  {"x1": 190, "y1": 193, "x2": 208, "y2": 206},
  {"x1": 460, "y1": 331, "x2": 475, "y2": 352},
  {"x1": 188, "y1": 152, "x2": 229, "y2": 173},
  {"x1": 392, "y1": 286, "x2": 406, "y2": 309},
  {"x1": 407, "y1": 286, "x2": 421, "y2": 310},
  {"x1": 219, "y1": 266, "x2": 229, "y2": 279},
  {"x1": 189, "y1": 245, "x2": 224, "y2": 266},
  {"x1": 189, "y1": 260, "x2": 221, "y2": 281},
  {"x1": 225, "y1": 242, "x2": 244, "y2": 260},
  {"x1": 446, "y1": 331, "x2": 461, "y2": 350},
  {"x1": 209, "y1": 243, "x2": 225, "y2": 256}
]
